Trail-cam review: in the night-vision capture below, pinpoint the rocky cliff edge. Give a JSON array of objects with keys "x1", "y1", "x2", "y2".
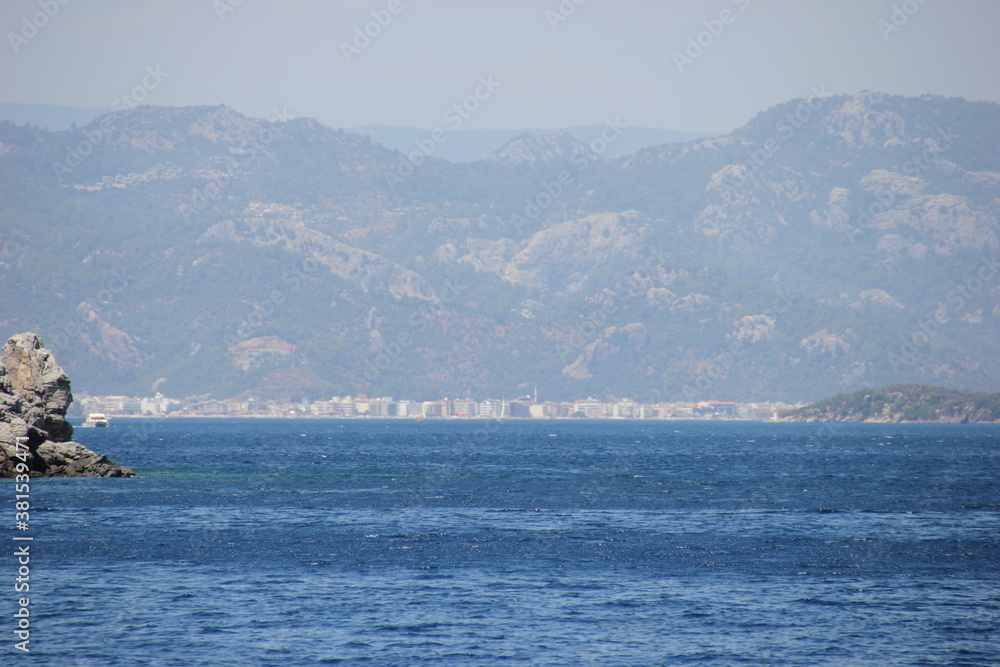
[{"x1": 0, "y1": 333, "x2": 134, "y2": 477}]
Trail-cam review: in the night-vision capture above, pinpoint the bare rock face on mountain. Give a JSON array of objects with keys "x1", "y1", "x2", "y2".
[
  {"x1": 502, "y1": 211, "x2": 651, "y2": 292},
  {"x1": 0, "y1": 333, "x2": 134, "y2": 477},
  {"x1": 488, "y1": 130, "x2": 592, "y2": 168}
]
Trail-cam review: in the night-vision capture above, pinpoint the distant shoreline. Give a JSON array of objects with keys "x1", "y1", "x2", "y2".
[
  {"x1": 68, "y1": 414, "x2": 1000, "y2": 425},
  {"x1": 71, "y1": 414, "x2": 772, "y2": 422},
  {"x1": 780, "y1": 384, "x2": 1000, "y2": 424}
]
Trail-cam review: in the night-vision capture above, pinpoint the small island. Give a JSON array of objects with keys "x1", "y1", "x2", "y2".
[
  {"x1": 781, "y1": 384, "x2": 1000, "y2": 423},
  {"x1": 0, "y1": 333, "x2": 134, "y2": 477}
]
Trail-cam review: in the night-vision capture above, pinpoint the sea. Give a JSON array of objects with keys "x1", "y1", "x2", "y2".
[{"x1": 7, "y1": 418, "x2": 999, "y2": 666}]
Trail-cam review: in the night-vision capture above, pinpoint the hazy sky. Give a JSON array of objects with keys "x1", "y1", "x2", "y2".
[{"x1": 2, "y1": 0, "x2": 998, "y2": 133}]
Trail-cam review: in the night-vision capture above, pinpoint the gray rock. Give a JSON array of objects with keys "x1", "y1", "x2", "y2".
[{"x1": 0, "y1": 333, "x2": 134, "y2": 478}]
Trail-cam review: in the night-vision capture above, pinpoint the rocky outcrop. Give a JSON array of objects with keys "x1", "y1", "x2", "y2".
[
  {"x1": 487, "y1": 130, "x2": 592, "y2": 168},
  {"x1": 200, "y1": 216, "x2": 440, "y2": 302},
  {"x1": 0, "y1": 333, "x2": 134, "y2": 477},
  {"x1": 502, "y1": 211, "x2": 650, "y2": 292}
]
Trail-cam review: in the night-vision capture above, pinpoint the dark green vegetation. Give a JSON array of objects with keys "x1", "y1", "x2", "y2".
[
  {"x1": 1, "y1": 92, "x2": 998, "y2": 402},
  {"x1": 781, "y1": 384, "x2": 1000, "y2": 423}
]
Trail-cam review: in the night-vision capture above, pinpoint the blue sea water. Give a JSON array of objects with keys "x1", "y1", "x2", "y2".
[{"x1": 6, "y1": 419, "x2": 999, "y2": 666}]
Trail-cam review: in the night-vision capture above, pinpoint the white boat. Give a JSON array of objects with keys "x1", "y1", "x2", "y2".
[{"x1": 82, "y1": 413, "x2": 110, "y2": 428}]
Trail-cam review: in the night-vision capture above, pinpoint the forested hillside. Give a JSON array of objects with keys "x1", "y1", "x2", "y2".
[
  {"x1": 782, "y1": 384, "x2": 1000, "y2": 423},
  {"x1": 2, "y1": 92, "x2": 998, "y2": 402}
]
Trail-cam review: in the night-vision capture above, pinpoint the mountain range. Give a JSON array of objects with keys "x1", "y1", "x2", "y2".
[
  {"x1": 1, "y1": 91, "x2": 998, "y2": 403},
  {"x1": 0, "y1": 103, "x2": 710, "y2": 162}
]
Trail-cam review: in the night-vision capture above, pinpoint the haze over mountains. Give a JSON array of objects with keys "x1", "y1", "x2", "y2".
[
  {"x1": 0, "y1": 103, "x2": 712, "y2": 162},
  {"x1": 0, "y1": 103, "x2": 112, "y2": 133},
  {"x1": 1, "y1": 91, "x2": 998, "y2": 403},
  {"x1": 353, "y1": 125, "x2": 714, "y2": 162}
]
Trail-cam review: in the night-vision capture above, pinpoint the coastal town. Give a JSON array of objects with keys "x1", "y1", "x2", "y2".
[{"x1": 75, "y1": 393, "x2": 792, "y2": 421}]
